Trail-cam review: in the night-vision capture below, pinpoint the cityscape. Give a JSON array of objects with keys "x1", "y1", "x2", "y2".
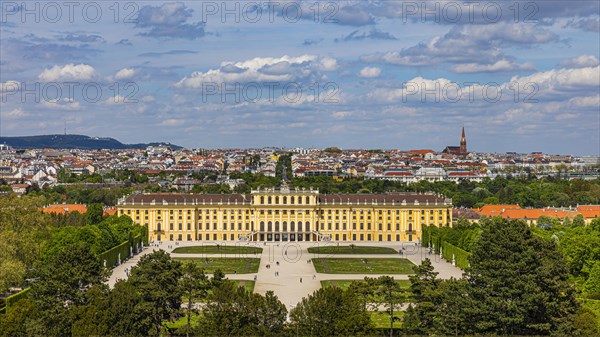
[{"x1": 1, "y1": 1, "x2": 600, "y2": 337}]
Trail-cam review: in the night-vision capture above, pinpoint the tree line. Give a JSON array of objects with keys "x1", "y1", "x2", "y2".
[{"x1": 2, "y1": 217, "x2": 599, "y2": 336}]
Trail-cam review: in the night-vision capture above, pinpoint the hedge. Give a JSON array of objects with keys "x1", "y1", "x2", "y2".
[
  {"x1": 98, "y1": 234, "x2": 143, "y2": 269},
  {"x1": 0, "y1": 287, "x2": 31, "y2": 314},
  {"x1": 422, "y1": 225, "x2": 471, "y2": 270},
  {"x1": 441, "y1": 241, "x2": 471, "y2": 270}
]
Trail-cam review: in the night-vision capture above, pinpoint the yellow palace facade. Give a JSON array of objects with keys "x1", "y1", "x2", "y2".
[{"x1": 117, "y1": 187, "x2": 452, "y2": 243}]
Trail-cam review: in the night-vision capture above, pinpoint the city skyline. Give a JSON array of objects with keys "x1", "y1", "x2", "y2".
[{"x1": 1, "y1": 1, "x2": 599, "y2": 155}]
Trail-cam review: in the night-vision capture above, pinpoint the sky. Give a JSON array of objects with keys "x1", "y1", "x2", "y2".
[{"x1": 0, "y1": 0, "x2": 599, "y2": 155}]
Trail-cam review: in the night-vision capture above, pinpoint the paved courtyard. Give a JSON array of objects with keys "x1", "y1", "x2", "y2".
[{"x1": 109, "y1": 240, "x2": 463, "y2": 310}]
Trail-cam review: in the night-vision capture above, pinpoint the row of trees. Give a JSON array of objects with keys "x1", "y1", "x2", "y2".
[
  {"x1": 0, "y1": 194, "x2": 144, "y2": 293},
  {"x1": 0, "y1": 248, "x2": 288, "y2": 337},
  {"x1": 292, "y1": 218, "x2": 598, "y2": 337},
  {"x1": 2, "y1": 217, "x2": 599, "y2": 336},
  {"x1": 29, "y1": 169, "x2": 600, "y2": 208}
]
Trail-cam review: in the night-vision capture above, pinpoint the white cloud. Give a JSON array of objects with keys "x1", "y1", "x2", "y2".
[
  {"x1": 559, "y1": 55, "x2": 600, "y2": 68},
  {"x1": 0, "y1": 81, "x2": 20, "y2": 94},
  {"x1": 507, "y1": 66, "x2": 600, "y2": 92},
  {"x1": 38, "y1": 64, "x2": 96, "y2": 82},
  {"x1": 3, "y1": 107, "x2": 27, "y2": 118},
  {"x1": 570, "y1": 95, "x2": 600, "y2": 107},
  {"x1": 41, "y1": 98, "x2": 81, "y2": 110},
  {"x1": 361, "y1": 23, "x2": 557, "y2": 73},
  {"x1": 160, "y1": 118, "x2": 185, "y2": 126},
  {"x1": 175, "y1": 55, "x2": 336, "y2": 90},
  {"x1": 359, "y1": 66, "x2": 381, "y2": 78},
  {"x1": 114, "y1": 68, "x2": 137, "y2": 80},
  {"x1": 452, "y1": 60, "x2": 535, "y2": 73},
  {"x1": 333, "y1": 111, "x2": 352, "y2": 119},
  {"x1": 104, "y1": 95, "x2": 126, "y2": 105}
]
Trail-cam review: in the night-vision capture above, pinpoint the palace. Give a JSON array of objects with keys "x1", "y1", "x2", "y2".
[{"x1": 117, "y1": 187, "x2": 453, "y2": 243}]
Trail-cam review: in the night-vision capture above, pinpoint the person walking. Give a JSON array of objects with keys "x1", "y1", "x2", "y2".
[{"x1": 300, "y1": 277, "x2": 302, "y2": 283}]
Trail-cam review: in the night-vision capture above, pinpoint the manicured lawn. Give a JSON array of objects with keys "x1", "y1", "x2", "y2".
[
  {"x1": 164, "y1": 312, "x2": 202, "y2": 330},
  {"x1": 370, "y1": 310, "x2": 404, "y2": 329},
  {"x1": 321, "y1": 279, "x2": 411, "y2": 290},
  {"x1": 308, "y1": 245, "x2": 398, "y2": 255},
  {"x1": 172, "y1": 245, "x2": 262, "y2": 255},
  {"x1": 174, "y1": 258, "x2": 260, "y2": 274},
  {"x1": 313, "y1": 258, "x2": 415, "y2": 274},
  {"x1": 233, "y1": 280, "x2": 255, "y2": 293}
]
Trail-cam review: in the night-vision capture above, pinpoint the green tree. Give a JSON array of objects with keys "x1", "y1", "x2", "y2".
[
  {"x1": 128, "y1": 250, "x2": 183, "y2": 336},
  {"x1": 405, "y1": 258, "x2": 441, "y2": 334},
  {"x1": 108, "y1": 280, "x2": 152, "y2": 337},
  {"x1": 0, "y1": 195, "x2": 50, "y2": 291},
  {"x1": 573, "y1": 214, "x2": 586, "y2": 227},
  {"x1": 200, "y1": 282, "x2": 287, "y2": 336},
  {"x1": 347, "y1": 278, "x2": 376, "y2": 311},
  {"x1": 290, "y1": 286, "x2": 372, "y2": 337},
  {"x1": 466, "y1": 218, "x2": 578, "y2": 335},
  {"x1": 584, "y1": 262, "x2": 600, "y2": 297},
  {"x1": 85, "y1": 203, "x2": 104, "y2": 225},
  {"x1": 432, "y1": 278, "x2": 473, "y2": 336},
  {"x1": 0, "y1": 298, "x2": 35, "y2": 337},
  {"x1": 29, "y1": 243, "x2": 106, "y2": 337},
  {"x1": 71, "y1": 284, "x2": 112, "y2": 337},
  {"x1": 372, "y1": 276, "x2": 407, "y2": 337},
  {"x1": 573, "y1": 307, "x2": 599, "y2": 337},
  {"x1": 179, "y1": 263, "x2": 210, "y2": 337}
]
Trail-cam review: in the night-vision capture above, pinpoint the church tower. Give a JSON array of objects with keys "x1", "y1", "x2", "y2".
[{"x1": 460, "y1": 127, "x2": 467, "y2": 154}]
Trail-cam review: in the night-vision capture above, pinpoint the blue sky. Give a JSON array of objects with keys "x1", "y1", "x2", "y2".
[{"x1": 1, "y1": 1, "x2": 599, "y2": 154}]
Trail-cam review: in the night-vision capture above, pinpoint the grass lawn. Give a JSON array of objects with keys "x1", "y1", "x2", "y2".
[
  {"x1": 164, "y1": 313, "x2": 202, "y2": 330},
  {"x1": 309, "y1": 245, "x2": 397, "y2": 255},
  {"x1": 174, "y1": 258, "x2": 260, "y2": 274},
  {"x1": 313, "y1": 258, "x2": 415, "y2": 274},
  {"x1": 370, "y1": 311, "x2": 404, "y2": 329},
  {"x1": 172, "y1": 245, "x2": 262, "y2": 255},
  {"x1": 233, "y1": 280, "x2": 255, "y2": 293},
  {"x1": 321, "y1": 279, "x2": 411, "y2": 290}
]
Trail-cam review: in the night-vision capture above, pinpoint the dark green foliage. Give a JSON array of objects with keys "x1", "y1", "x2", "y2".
[
  {"x1": 290, "y1": 286, "x2": 373, "y2": 337},
  {"x1": 85, "y1": 203, "x2": 104, "y2": 225},
  {"x1": 199, "y1": 283, "x2": 287, "y2": 336},
  {"x1": 404, "y1": 259, "x2": 442, "y2": 334},
  {"x1": 409, "y1": 219, "x2": 580, "y2": 336},
  {"x1": 179, "y1": 263, "x2": 210, "y2": 337},
  {"x1": 533, "y1": 217, "x2": 600, "y2": 285},
  {"x1": 28, "y1": 243, "x2": 106, "y2": 337},
  {"x1": 43, "y1": 215, "x2": 144, "y2": 259},
  {"x1": 372, "y1": 276, "x2": 408, "y2": 337},
  {"x1": 584, "y1": 262, "x2": 600, "y2": 297},
  {"x1": 128, "y1": 250, "x2": 184, "y2": 336},
  {"x1": 0, "y1": 298, "x2": 35, "y2": 337},
  {"x1": 422, "y1": 220, "x2": 481, "y2": 253},
  {"x1": 573, "y1": 307, "x2": 600, "y2": 337},
  {"x1": 466, "y1": 218, "x2": 578, "y2": 335}
]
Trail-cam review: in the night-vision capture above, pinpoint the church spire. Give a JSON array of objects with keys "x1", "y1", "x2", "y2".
[{"x1": 460, "y1": 127, "x2": 467, "y2": 154}]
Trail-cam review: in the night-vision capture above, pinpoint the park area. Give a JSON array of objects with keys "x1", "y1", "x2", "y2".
[
  {"x1": 171, "y1": 245, "x2": 263, "y2": 255},
  {"x1": 174, "y1": 257, "x2": 261, "y2": 274},
  {"x1": 308, "y1": 245, "x2": 398, "y2": 255},
  {"x1": 320, "y1": 279, "x2": 411, "y2": 290},
  {"x1": 313, "y1": 258, "x2": 415, "y2": 274}
]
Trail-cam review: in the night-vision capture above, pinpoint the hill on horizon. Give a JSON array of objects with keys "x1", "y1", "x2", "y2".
[{"x1": 0, "y1": 134, "x2": 182, "y2": 150}]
